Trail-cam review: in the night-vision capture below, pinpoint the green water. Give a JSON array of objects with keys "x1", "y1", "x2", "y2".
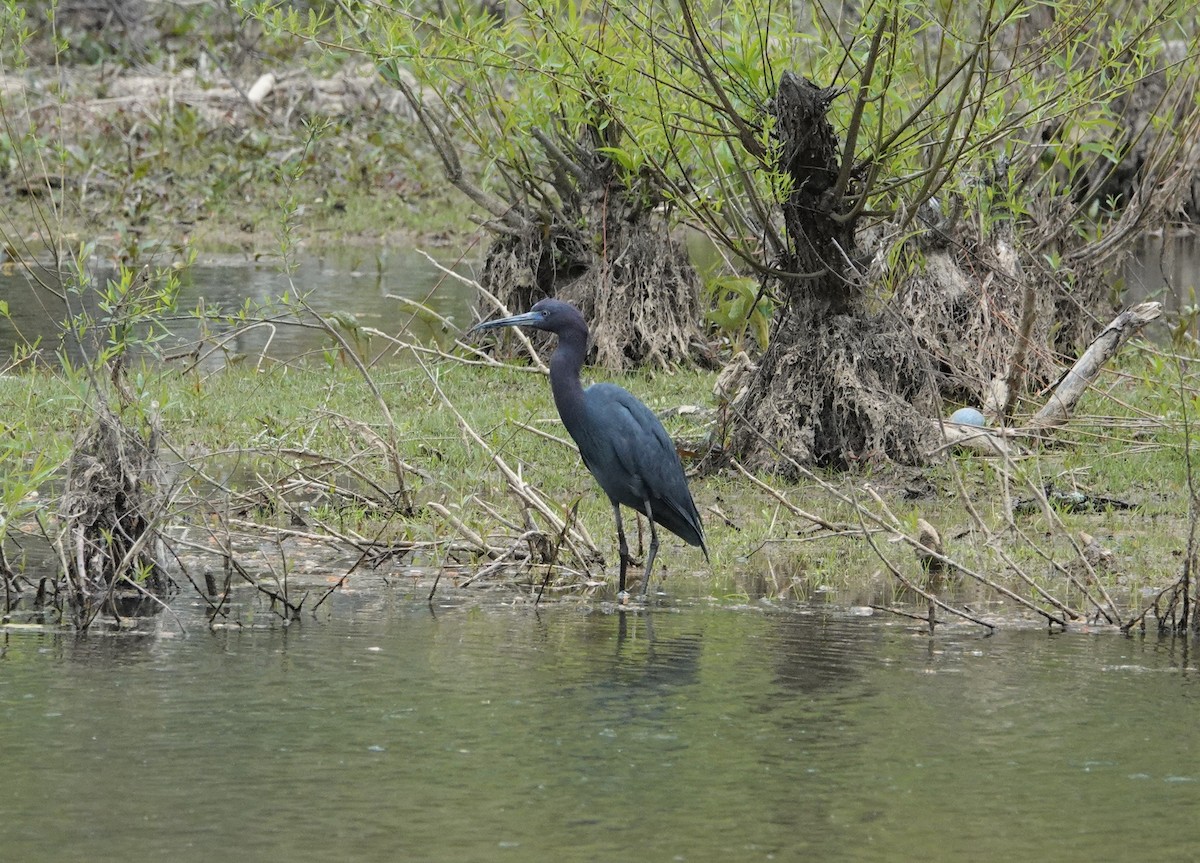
[
  {"x1": 1, "y1": 596, "x2": 1197, "y2": 862},
  {"x1": 0, "y1": 247, "x2": 477, "y2": 367}
]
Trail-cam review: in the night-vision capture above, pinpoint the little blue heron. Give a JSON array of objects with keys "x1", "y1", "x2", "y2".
[{"x1": 470, "y1": 299, "x2": 707, "y2": 598}]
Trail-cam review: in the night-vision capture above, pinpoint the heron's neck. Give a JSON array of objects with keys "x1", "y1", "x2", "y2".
[{"x1": 548, "y1": 325, "x2": 588, "y2": 437}]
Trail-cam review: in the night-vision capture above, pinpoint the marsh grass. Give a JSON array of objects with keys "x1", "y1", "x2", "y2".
[
  {"x1": 2, "y1": 332, "x2": 1194, "y2": 629},
  {"x1": 4, "y1": 3, "x2": 1198, "y2": 631}
]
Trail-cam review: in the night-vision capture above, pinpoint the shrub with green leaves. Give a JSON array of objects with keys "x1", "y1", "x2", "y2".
[{"x1": 244, "y1": 1, "x2": 1198, "y2": 277}]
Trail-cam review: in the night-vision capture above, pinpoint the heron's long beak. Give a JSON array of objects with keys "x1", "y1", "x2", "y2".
[{"x1": 467, "y1": 311, "x2": 542, "y2": 335}]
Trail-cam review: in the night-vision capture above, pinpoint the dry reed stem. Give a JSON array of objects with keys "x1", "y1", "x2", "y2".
[
  {"x1": 1006, "y1": 466, "x2": 1122, "y2": 623},
  {"x1": 1121, "y1": 580, "x2": 1180, "y2": 633},
  {"x1": 730, "y1": 459, "x2": 854, "y2": 533},
  {"x1": 365, "y1": 327, "x2": 546, "y2": 374},
  {"x1": 425, "y1": 502, "x2": 494, "y2": 555},
  {"x1": 858, "y1": 484, "x2": 1069, "y2": 627},
  {"x1": 221, "y1": 517, "x2": 431, "y2": 555},
  {"x1": 858, "y1": 527, "x2": 995, "y2": 632},
  {"x1": 413, "y1": 351, "x2": 600, "y2": 571},
  {"x1": 414, "y1": 254, "x2": 552, "y2": 374},
  {"x1": 983, "y1": 537, "x2": 1083, "y2": 620},
  {"x1": 300, "y1": 299, "x2": 415, "y2": 511},
  {"x1": 470, "y1": 494, "x2": 523, "y2": 533},
  {"x1": 307, "y1": 416, "x2": 431, "y2": 480},
  {"x1": 942, "y1": 417, "x2": 1122, "y2": 624},
  {"x1": 952, "y1": 445, "x2": 1087, "y2": 620},
  {"x1": 379, "y1": 257, "x2": 547, "y2": 371},
  {"x1": 171, "y1": 531, "x2": 302, "y2": 621},
  {"x1": 457, "y1": 530, "x2": 549, "y2": 587},
  {"x1": 731, "y1": 404, "x2": 1083, "y2": 625}
]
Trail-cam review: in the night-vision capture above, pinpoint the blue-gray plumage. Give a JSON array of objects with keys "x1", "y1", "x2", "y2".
[{"x1": 469, "y1": 299, "x2": 707, "y2": 598}]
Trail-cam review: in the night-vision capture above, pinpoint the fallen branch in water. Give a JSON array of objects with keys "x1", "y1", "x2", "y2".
[
  {"x1": 457, "y1": 530, "x2": 547, "y2": 587},
  {"x1": 855, "y1": 501, "x2": 995, "y2": 631},
  {"x1": 729, "y1": 402, "x2": 1092, "y2": 630}
]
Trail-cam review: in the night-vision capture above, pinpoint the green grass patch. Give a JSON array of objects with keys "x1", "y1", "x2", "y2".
[{"x1": 2, "y1": 341, "x2": 1194, "y2": 620}]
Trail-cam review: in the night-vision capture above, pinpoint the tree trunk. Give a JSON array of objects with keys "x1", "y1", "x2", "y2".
[{"x1": 728, "y1": 74, "x2": 940, "y2": 472}]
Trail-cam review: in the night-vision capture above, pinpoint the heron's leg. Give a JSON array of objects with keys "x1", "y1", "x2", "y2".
[
  {"x1": 613, "y1": 502, "x2": 631, "y2": 595},
  {"x1": 640, "y1": 500, "x2": 660, "y2": 598}
]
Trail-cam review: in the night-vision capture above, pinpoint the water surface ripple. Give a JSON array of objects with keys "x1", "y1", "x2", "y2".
[{"x1": 1, "y1": 599, "x2": 1197, "y2": 862}]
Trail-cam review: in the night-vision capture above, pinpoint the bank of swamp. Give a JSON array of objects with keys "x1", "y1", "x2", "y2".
[
  {"x1": 0, "y1": 324, "x2": 1193, "y2": 634},
  {"x1": 3, "y1": 1, "x2": 1200, "y2": 635}
]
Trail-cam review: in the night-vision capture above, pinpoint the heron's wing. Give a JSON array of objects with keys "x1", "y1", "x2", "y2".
[
  {"x1": 582, "y1": 384, "x2": 704, "y2": 548},
  {"x1": 581, "y1": 385, "x2": 674, "y2": 487}
]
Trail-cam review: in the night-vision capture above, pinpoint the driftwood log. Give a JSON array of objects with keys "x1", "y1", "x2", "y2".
[
  {"x1": 938, "y1": 301, "x2": 1162, "y2": 455},
  {"x1": 1028, "y1": 301, "x2": 1162, "y2": 431}
]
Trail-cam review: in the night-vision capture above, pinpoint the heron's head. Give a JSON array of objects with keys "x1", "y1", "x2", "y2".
[{"x1": 468, "y1": 298, "x2": 586, "y2": 337}]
